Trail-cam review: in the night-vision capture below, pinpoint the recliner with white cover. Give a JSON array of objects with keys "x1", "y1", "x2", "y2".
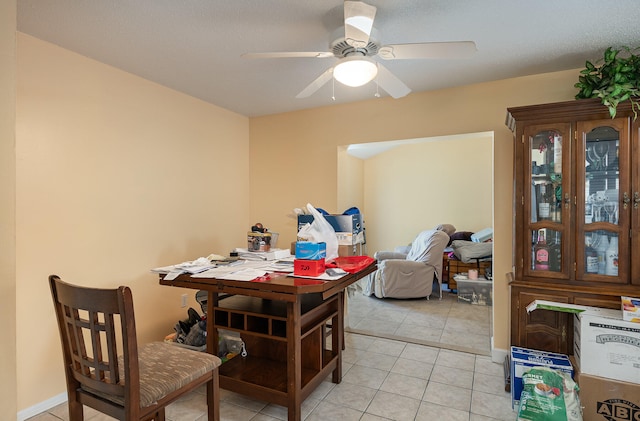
[{"x1": 363, "y1": 224, "x2": 454, "y2": 299}]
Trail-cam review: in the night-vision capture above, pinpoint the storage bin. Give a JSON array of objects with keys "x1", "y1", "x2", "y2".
[
  {"x1": 164, "y1": 332, "x2": 206, "y2": 352},
  {"x1": 455, "y1": 275, "x2": 492, "y2": 305}
]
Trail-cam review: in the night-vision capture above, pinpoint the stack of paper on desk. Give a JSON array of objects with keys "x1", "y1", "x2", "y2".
[
  {"x1": 234, "y1": 248, "x2": 291, "y2": 261},
  {"x1": 151, "y1": 257, "x2": 215, "y2": 274},
  {"x1": 191, "y1": 260, "x2": 286, "y2": 280},
  {"x1": 152, "y1": 255, "x2": 296, "y2": 281}
]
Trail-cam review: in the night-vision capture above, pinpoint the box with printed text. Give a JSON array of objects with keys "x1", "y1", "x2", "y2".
[
  {"x1": 577, "y1": 373, "x2": 640, "y2": 421},
  {"x1": 510, "y1": 346, "x2": 573, "y2": 409},
  {"x1": 295, "y1": 241, "x2": 326, "y2": 260},
  {"x1": 573, "y1": 308, "x2": 640, "y2": 384},
  {"x1": 297, "y1": 214, "x2": 364, "y2": 245},
  {"x1": 293, "y1": 259, "x2": 326, "y2": 277},
  {"x1": 621, "y1": 296, "x2": 640, "y2": 323}
]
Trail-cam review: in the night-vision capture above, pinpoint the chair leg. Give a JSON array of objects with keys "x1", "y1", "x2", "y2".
[
  {"x1": 142, "y1": 409, "x2": 165, "y2": 421},
  {"x1": 207, "y1": 372, "x2": 220, "y2": 421},
  {"x1": 156, "y1": 408, "x2": 166, "y2": 421},
  {"x1": 67, "y1": 399, "x2": 83, "y2": 421}
]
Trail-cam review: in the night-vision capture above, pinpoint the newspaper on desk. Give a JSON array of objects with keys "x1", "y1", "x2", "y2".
[
  {"x1": 233, "y1": 248, "x2": 292, "y2": 261},
  {"x1": 151, "y1": 257, "x2": 217, "y2": 280},
  {"x1": 287, "y1": 267, "x2": 348, "y2": 281},
  {"x1": 289, "y1": 272, "x2": 344, "y2": 281},
  {"x1": 152, "y1": 255, "x2": 295, "y2": 281}
]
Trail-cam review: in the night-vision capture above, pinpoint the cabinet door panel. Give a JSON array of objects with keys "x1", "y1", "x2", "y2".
[
  {"x1": 521, "y1": 123, "x2": 571, "y2": 281},
  {"x1": 576, "y1": 118, "x2": 630, "y2": 284},
  {"x1": 515, "y1": 290, "x2": 570, "y2": 353},
  {"x1": 632, "y1": 118, "x2": 640, "y2": 285}
]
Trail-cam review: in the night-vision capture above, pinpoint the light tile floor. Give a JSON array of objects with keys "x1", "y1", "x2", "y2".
[
  {"x1": 28, "y1": 332, "x2": 516, "y2": 421},
  {"x1": 346, "y1": 289, "x2": 492, "y2": 355}
]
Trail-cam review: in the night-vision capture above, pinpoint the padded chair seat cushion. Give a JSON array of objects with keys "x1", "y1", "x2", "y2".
[{"x1": 84, "y1": 341, "x2": 222, "y2": 408}]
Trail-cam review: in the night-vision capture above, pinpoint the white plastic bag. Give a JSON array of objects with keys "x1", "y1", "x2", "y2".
[{"x1": 297, "y1": 203, "x2": 339, "y2": 262}]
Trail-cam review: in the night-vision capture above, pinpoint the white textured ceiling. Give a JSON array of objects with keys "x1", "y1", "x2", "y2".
[{"x1": 17, "y1": 0, "x2": 640, "y2": 117}]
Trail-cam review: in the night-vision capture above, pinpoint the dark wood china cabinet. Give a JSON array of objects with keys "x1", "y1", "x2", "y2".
[{"x1": 506, "y1": 98, "x2": 640, "y2": 354}]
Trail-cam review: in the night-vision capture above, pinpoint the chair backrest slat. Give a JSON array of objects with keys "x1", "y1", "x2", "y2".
[
  {"x1": 89, "y1": 309, "x2": 106, "y2": 381},
  {"x1": 104, "y1": 312, "x2": 120, "y2": 384}
]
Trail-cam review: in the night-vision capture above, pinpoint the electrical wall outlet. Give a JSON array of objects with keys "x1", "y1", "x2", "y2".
[{"x1": 181, "y1": 294, "x2": 187, "y2": 308}]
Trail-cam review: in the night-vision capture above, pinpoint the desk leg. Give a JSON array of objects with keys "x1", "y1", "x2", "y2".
[
  {"x1": 340, "y1": 291, "x2": 346, "y2": 350},
  {"x1": 286, "y1": 300, "x2": 302, "y2": 421},
  {"x1": 206, "y1": 291, "x2": 219, "y2": 356},
  {"x1": 333, "y1": 291, "x2": 344, "y2": 383}
]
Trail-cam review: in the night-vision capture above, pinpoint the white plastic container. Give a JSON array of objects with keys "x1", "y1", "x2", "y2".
[{"x1": 455, "y1": 275, "x2": 492, "y2": 306}]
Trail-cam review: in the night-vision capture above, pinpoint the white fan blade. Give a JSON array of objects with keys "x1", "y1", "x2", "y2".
[
  {"x1": 242, "y1": 52, "x2": 334, "y2": 59},
  {"x1": 376, "y1": 63, "x2": 411, "y2": 99},
  {"x1": 378, "y1": 41, "x2": 477, "y2": 60},
  {"x1": 344, "y1": 1, "x2": 377, "y2": 48},
  {"x1": 296, "y1": 67, "x2": 334, "y2": 98}
]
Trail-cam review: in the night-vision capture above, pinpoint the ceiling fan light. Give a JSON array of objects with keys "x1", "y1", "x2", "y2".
[{"x1": 333, "y1": 57, "x2": 378, "y2": 87}]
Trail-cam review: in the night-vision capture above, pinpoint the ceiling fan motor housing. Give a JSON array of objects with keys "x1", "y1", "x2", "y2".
[
  {"x1": 331, "y1": 38, "x2": 380, "y2": 58},
  {"x1": 329, "y1": 26, "x2": 380, "y2": 58}
]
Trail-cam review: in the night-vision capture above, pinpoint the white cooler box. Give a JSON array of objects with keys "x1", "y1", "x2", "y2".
[{"x1": 574, "y1": 309, "x2": 640, "y2": 384}]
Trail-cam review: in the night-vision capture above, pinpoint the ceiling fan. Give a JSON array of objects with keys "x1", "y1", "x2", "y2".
[{"x1": 243, "y1": 1, "x2": 477, "y2": 99}]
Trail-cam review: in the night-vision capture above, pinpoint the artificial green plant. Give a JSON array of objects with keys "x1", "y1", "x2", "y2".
[{"x1": 574, "y1": 46, "x2": 640, "y2": 119}]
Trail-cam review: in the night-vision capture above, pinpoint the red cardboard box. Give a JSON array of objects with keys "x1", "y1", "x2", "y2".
[
  {"x1": 578, "y1": 373, "x2": 640, "y2": 421},
  {"x1": 294, "y1": 259, "x2": 325, "y2": 277}
]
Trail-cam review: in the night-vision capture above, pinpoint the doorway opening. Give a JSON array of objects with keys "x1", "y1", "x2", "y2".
[{"x1": 338, "y1": 132, "x2": 494, "y2": 355}]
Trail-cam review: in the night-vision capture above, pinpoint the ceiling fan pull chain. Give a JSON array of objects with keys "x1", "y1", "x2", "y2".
[{"x1": 375, "y1": 69, "x2": 380, "y2": 98}]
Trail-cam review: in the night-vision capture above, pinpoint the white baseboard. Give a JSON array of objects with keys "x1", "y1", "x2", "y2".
[
  {"x1": 490, "y1": 336, "x2": 508, "y2": 363},
  {"x1": 492, "y1": 347, "x2": 508, "y2": 363},
  {"x1": 17, "y1": 392, "x2": 66, "y2": 421}
]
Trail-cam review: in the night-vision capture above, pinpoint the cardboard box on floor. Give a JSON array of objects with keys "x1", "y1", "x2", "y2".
[
  {"x1": 527, "y1": 300, "x2": 640, "y2": 384},
  {"x1": 509, "y1": 346, "x2": 573, "y2": 409},
  {"x1": 575, "y1": 371, "x2": 640, "y2": 421}
]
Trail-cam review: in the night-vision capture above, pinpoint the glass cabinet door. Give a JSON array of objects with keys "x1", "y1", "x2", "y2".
[
  {"x1": 576, "y1": 118, "x2": 630, "y2": 283},
  {"x1": 524, "y1": 123, "x2": 570, "y2": 279}
]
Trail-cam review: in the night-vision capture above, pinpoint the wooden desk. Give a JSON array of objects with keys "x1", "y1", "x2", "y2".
[{"x1": 159, "y1": 263, "x2": 376, "y2": 421}]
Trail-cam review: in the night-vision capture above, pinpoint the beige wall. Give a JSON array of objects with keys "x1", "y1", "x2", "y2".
[
  {"x1": 1, "y1": 0, "x2": 17, "y2": 416},
  {"x1": 16, "y1": 34, "x2": 250, "y2": 412},
  {"x1": 337, "y1": 146, "x2": 365, "y2": 214},
  {"x1": 361, "y1": 134, "x2": 493, "y2": 254},
  {"x1": 249, "y1": 69, "x2": 580, "y2": 357}
]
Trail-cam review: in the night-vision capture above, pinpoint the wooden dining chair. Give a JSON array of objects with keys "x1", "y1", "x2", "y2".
[{"x1": 49, "y1": 274, "x2": 222, "y2": 421}]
